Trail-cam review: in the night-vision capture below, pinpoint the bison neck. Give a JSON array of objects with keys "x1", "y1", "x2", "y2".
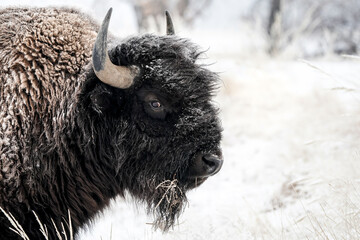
[{"x1": 21, "y1": 105, "x2": 126, "y2": 237}]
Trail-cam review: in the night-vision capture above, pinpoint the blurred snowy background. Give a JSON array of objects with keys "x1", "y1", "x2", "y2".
[{"x1": 2, "y1": 0, "x2": 360, "y2": 239}]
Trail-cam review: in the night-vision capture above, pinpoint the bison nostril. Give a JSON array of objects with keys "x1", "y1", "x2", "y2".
[
  {"x1": 203, "y1": 157, "x2": 216, "y2": 167},
  {"x1": 188, "y1": 153, "x2": 223, "y2": 178},
  {"x1": 202, "y1": 154, "x2": 223, "y2": 176}
]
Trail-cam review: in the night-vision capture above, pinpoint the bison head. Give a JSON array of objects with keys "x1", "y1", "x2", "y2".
[{"x1": 78, "y1": 8, "x2": 223, "y2": 230}]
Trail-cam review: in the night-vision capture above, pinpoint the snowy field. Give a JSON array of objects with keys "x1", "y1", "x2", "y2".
[{"x1": 2, "y1": 0, "x2": 360, "y2": 239}]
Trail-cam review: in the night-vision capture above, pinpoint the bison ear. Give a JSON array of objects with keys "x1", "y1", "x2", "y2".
[{"x1": 89, "y1": 84, "x2": 118, "y2": 115}]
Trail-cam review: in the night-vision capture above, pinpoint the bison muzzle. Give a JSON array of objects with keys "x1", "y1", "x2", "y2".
[{"x1": 0, "y1": 7, "x2": 223, "y2": 239}]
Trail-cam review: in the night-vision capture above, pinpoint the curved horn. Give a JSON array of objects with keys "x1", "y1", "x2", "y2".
[
  {"x1": 165, "y1": 11, "x2": 175, "y2": 35},
  {"x1": 92, "y1": 8, "x2": 137, "y2": 88}
]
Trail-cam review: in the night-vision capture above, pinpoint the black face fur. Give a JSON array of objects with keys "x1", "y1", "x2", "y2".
[{"x1": 79, "y1": 34, "x2": 222, "y2": 229}]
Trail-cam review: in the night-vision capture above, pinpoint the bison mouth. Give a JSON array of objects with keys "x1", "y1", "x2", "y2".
[{"x1": 185, "y1": 176, "x2": 209, "y2": 189}]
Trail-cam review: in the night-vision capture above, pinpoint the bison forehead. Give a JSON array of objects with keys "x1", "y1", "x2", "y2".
[
  {"x1": 109, "y1": 34, "x2": 219, "y2": 100},
  {"x1": 142, "y1": 63, "x2": 219, "y2": 102},
  {"x1": 122, "y1": 34, "x2": 200, "y2": 63}
]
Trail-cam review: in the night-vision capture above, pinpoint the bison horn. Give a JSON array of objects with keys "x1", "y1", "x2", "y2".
[
  {"x1": 165, "y1": 11, "x2": 175, "y2": 35},
  {"x1": 92, "y1": 8, "x2": 138, "y2": 88}
]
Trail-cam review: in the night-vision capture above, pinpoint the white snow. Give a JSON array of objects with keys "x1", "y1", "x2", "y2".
[{"x1": 1, "y1": 1, "x2": 360, "y2": 239}]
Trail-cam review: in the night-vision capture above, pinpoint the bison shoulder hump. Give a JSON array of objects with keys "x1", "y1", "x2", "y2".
[{"x1": 0, "y1": 7, "x2": 97, "y2": 76}]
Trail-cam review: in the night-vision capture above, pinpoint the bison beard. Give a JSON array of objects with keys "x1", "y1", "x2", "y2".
[{"x1": 0, "y1": 7, "x2": 222, "y2": 239}]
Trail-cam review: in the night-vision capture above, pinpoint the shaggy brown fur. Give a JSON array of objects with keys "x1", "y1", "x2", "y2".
[
  {"x1": 0, "y1": 7, "x2": 99, "y2": 239},
  {"x1": 0, "y1": 7, "x2": 222, "y2": 240}
]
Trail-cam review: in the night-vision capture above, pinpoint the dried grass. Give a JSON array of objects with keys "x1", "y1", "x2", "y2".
[
  {"x1": 154, "y1": 179, "x2": 183, "y2": 210},
  {"x1": 0, "y1": 207, "x2": 74, "y2": 240},
  {"x1": 0, "y1": 206, "x2": 30, "y2": 240}
]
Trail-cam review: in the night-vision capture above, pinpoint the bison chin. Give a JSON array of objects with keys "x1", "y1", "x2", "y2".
[
  {"x1": 145, "y1": 178, "x2": 187, "y2": 231},
  {"x1": 140, "y1": 175, "x2": 210, "y2": 230}
]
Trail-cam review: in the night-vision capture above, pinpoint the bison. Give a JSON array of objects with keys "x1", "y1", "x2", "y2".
[{"x1": 0, "y1": 7, "x2": 223, "y2": 239}]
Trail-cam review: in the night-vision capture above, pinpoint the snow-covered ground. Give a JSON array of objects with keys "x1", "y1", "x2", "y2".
[{"x1": 2, "y1": 1, "x2": 360, "y2": 239}]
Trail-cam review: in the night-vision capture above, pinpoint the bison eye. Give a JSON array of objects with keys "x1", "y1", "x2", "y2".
[
  {"x1": 137, "y1": 89, "x2": 168, "y2": 120},
  {"x1": 145, "y1": 99, "x2": 166, "y2": 119},
  {"x1": 150, "y1": 100, "x2": 162, "y2": 109}
]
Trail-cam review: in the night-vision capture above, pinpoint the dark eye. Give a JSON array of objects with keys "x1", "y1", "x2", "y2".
[{"x1": 150, "y1": 100, "x2": 162, "y2": 109}]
